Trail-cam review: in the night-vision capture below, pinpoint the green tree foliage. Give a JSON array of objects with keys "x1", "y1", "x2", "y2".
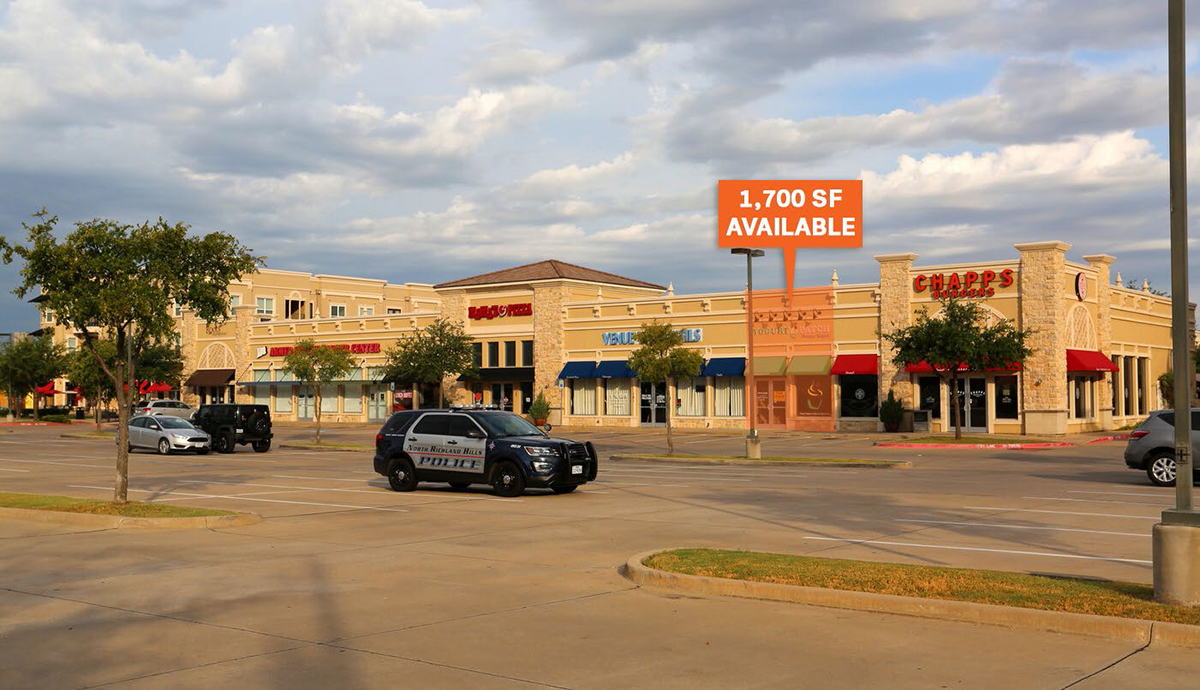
[
  {"x1": 626, "y1": 322, "x2": 703, "y2": 454},
  {"x1": 0, "y1": 334, "x2": 69, "y2": 420},
  {"x1": 280, "y1": 339, "x2": 358, "y2": 443},
  {"x1": 883, "y1": 298, "x2": 1033, "y2": 440},
  {"x1": 382, "y1": 318, "x2": 476, "y2": 407},
  {"x1": 0, "y1": 210, "x2": 260, "y2": 502},
  {"x1": 68, "y1": 341, "x2": 183, "y2": 431}
]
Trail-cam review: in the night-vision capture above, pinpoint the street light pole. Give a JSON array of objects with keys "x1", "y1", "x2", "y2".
[
  {"x1": 1155, "y1": 0, "x2": 1200, "y2": 605},
  {"x1": 732, "y1": 248, "x2": 765, "y2": 458}
]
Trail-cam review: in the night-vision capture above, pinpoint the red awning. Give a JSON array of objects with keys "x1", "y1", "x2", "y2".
[
  {"x1": 831, "y1": 354, "x2": 878, "y2": 375},
  {"x1": 904, "y1": 361, "x2": 1022, "y2": 373},
  {"x1": 1066, "y1": 349, "x2": 1119, "y2": 372},
  {"x1": 36, "y1": 383, "x2": 63, "y2": 395}
]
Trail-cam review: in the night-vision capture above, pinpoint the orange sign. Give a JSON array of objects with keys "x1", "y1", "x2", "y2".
[{"x1": 718, "y1": 180, "x2": 863, "y2": 302}]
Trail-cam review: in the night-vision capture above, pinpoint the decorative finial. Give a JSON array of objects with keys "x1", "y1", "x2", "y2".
[
  {"x1": 831, "y1": 269, "x2": 839, "y2": 287},
  {"x1": 1142, "y1": 279, "x2": 1150, "y2": 293},
  {"x1": 1114, "y1": 271, "x2": 1122, "y2": 287},
  {"x1": 596, "y1": 286, "x2": 603, "y2": 299},
  {"x1": 666, "y1": 282, "x2": 674, "y2": 296}
]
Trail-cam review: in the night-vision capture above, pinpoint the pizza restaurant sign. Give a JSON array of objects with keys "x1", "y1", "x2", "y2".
[
  {"x1": 913, "y1": 268, "x2": 1014, "y2": 299},
  {"x1": 268, "y1": 342, "x2": 381, "y2": 357},
  {"x1": 469, "y1": 303, "x2": 533, "y2": 320}
]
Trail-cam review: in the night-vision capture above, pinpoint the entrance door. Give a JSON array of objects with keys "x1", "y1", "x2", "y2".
[
  {"x1": 296, "y1": 387, "x2": 313, "y2": 420},
  {"x1": 491, "y1": 383, "x2": 514, "y2": 411},
  {"x1": 367, "y1": 386, "x2": 389, "y2": 421},
  {"x1": 754, "y1": 377, "x2": 787, "y2": 427},
  {"x1": 639, "y1": 382, "x2": 667, "y2": 426},
  {"x1": 952, "y1": 378, "x2": 987, "y2": 432}
]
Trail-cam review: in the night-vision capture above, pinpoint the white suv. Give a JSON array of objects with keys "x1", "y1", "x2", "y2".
[{"x1": 131, "y1": 399, "x2": 194, "y2": 419}]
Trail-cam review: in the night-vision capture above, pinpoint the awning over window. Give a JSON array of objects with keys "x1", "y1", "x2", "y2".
[
  {"x1": 830, "y1": 354, "x2": 878, "y2": 376},
  {"x1": 1066, "y1": 349, "x2": 1119, "y2": 372},
  {"x1": 184, "y1": 369, "x2": 235, "y2": 387},
  {"x1": 558, "y1": 362, "x2": 596, "y2": 379},
  {"x1": 904, "y1": 361, "x2": 1022, "y2": 373},
  {"x1": 786, "y1": 355, "x2": 832, "y2": 375},
  {"x1": 594, "y1": 361, "x2": 636, "y2": 378},
  {"x1": 701, "y1": 357, "x2": 745, "y2": 377},
  {"x1": 751, "y1": 356, "x2": 788, "y2": 376}
]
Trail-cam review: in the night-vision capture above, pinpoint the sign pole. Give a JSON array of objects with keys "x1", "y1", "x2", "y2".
[
  {"x1": 1155, "y1": 0, "x2": 1200, "y2": 606},
  {"x1": 733, "y1": 248, "x2": 764, "y2": 458}
]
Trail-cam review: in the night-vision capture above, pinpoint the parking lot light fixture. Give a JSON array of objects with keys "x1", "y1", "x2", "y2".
[{"x1": 731, "y1": 248, "x2": 765, "y2": 458}]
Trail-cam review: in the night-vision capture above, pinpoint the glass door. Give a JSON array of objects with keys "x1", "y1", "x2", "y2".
[
  {"x1": 967, "y1": 377, "x2": 987, "y2": 431},
  {"x1": 296, "y1": 387, "x2": 313, "y2": 420},
  {"x1": 754, "y1": 377, "x2": 787, "y2": 428},
  {"x1": 490, "y1": 383, "x2": 514, "y2": 411},
  {"x1": 367, "y1": 386, "x2": 389, "y2": 421},
  {"x1": 639, "y1": 382, "x2": 667, "y2": 426}
]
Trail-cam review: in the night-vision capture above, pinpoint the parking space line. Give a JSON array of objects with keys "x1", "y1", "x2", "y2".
[
  {"x1": 804, "y1": 536, "x2": 1152, "y2": 565},
  {"x1": 590, "y1": 481, "x2": 690, "y2": 488},
  {"x1": 0, "y1": 467, "x2": 30, "y2": 472},
  {"x1": 1068, "y1": 490, "x2": 1170, "y2": 498},
  {"x1": 177, "y1": 479, "x2": 388, "y2": 496},
  {"x1": 1, "y1": 457, "x2": 109, "y2": 469},
  {"x1": 274, "y1": 475, "x2": 371, "y2": 482},
  {"x1": 602, "y1": 472, "x2": 751, "y2": 482},
  {"x1": 961, "y1": 506, "x2": 1160, "y2": 520},
  {"x1": 894, "y1": 519, "x2": 1149, "y2": 538},
  {"x1": 69, "y1": 485, "x2": 409, "y2": 512},
  {"x1": 1021, "y1": 496, "x2": 1167, "y2": 507}
]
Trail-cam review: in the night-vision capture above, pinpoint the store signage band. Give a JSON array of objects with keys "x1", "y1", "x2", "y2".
[
  {"x1": 268, "y1": 342, "x2": 381, "y2": 357},
  {"x1": 912, "y1": 268, "x2": 1014, "y2": 299},
  {"x1": 469, "y1": 303, "x2": 532, "y2": 320},
  {"x1": 603, "y1": 328, "x2": 702, "y2": 346}
]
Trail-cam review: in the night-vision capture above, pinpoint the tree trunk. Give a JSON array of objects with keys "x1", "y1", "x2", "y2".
[
  {"x1": 32, "y1": 391, "x2": 39, "y2": 421},
  {"x1": 666, "y1": 379, "x2": 675, "y2": 455},
  {"x1": 950, "y1": 374, "x2": 962, "y2": 440},
  {"x1": 94, "y1": 401, "x2": 101, "y2": 433},
  {"x1": 314, "y1": 385, "x2": 322, "y2": 444},
  {"x1": 113, "y1": 386, "x2": 131, "y2": 504}
]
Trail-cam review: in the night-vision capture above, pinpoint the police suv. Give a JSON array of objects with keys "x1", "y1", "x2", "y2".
[{"x1": 372, "y1": 408, "x2": 598, "y2": 497}]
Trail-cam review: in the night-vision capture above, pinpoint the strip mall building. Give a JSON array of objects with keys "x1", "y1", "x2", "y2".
[{"x1": 41, "y1": 242, "x2": 1185, "y2": 435}]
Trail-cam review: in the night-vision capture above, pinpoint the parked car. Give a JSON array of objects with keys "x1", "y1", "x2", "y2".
[
  {"x1": 131, "y1": 399, "x2": 194, "y2": 419},
  {"x1": 1124, "y1": 409, "x2": 1200, "y2": 486},
  {"x1": 372, "y1": 408, "x2": 597, "y2": 497},
  {"x1": 120, "y1": 415, "x2": 210, "y2": 455},
  {"x1": 190, "y1": 404, "x2": 273, "y2": 454}
]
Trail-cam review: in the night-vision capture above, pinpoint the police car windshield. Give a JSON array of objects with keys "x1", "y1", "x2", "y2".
[{"x1": 475, "y1": 413, "x2": 544, "y2": 438}]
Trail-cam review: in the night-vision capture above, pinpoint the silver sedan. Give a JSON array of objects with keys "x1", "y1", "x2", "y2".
[{"x1": 121, "y1": 415, "x2": 210, "y2": 454}]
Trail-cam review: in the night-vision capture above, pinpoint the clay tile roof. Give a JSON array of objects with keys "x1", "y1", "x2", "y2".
[{"x1": 434, "y1": 260, "x2": 665, "y2": 290}]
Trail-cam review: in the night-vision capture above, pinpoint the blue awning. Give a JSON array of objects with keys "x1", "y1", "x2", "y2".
[
  {"x1": 701, "y1": 357, "x2": 745, "y2": 377},
  {"x1": 558, "y1": 361, "x2": 596, "y2": 379},
  {"x1": 594, "y1": 361, "x2": 636, "y2": 378}
]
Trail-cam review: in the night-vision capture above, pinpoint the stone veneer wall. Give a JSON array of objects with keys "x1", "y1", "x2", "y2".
[
  {"x1": 1017, "y1": 241, "x2": 1071, "y2": 435},
  {"x1": 532, "y1": 284, "x2": 570, "y2": 423},
  {"x1": 1083, "y1": 254, "x2": 1115, "y2": 428},
  {"x1": 436, "y1": 290, "x2": 472, "y2": 405},
  {"x1": 875, "y1": 253, "x2": 917, "y2": 409}
]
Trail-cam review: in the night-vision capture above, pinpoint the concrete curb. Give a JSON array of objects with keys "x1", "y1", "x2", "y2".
[
  {"x1": 60, "y1": 433, "x2": 113, "y2": 440},
  {"x1": 278, "y1": 443, "x2": 369, "y2": 453},
  {"x1": 620, "y1": 549, "x2": 1200, "y2": 649},
  {"x1": 1085, "y1": 435, "x2": 1130, "y2": 444},
  {"x1": 874, "y1": 442, "x2": 1071, "y2": 450},
  {"x1": 610, "y1": 454, "x2": 911, "y2": 469},
  {"x1": 0, "y1": 506, "x2": 262, "y2": 530}
]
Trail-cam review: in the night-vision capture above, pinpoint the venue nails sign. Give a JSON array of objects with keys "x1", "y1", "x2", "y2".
[{"x1": 718, "y1": 180, "x2": 863, "y2": 303}]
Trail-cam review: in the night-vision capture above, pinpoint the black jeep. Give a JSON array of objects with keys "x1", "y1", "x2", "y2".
[{"x1": 191, "y1": 404, "x2": 273, "y2": 453}]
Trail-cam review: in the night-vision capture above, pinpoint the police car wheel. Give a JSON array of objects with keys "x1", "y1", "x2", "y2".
[
  {"x1": 551, "y1": 485, "x2": 577, "y2": 495},
  {"x1": 491, "y1": 461, "x2": 525, "y2": 498},
  {"x1": 388, "y1": 458, "x2": 418, "y2": 492},
  {"x1": 448, "y1": 482, "x2": 471, "y2": 490}
]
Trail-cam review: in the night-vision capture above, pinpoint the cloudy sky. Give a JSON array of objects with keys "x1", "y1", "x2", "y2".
[{"x1": 0, "y1": 0, "x2": 1196, "y2": 328}]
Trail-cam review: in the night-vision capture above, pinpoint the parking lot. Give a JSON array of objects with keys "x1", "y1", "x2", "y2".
[{"x1": 3, "y1": 425, "x2": 1199, "y2": 688}]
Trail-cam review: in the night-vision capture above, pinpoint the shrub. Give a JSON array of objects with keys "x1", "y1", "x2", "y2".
[
  {"x1": 40, "y1": 414, "x2": 74, "y2": 424},
  {"x1": 528, "y1": 391, "x2": 551, "y2": 421},
  {"x1": 879, "y1": 390, "x2": 904, "y2": 429}
]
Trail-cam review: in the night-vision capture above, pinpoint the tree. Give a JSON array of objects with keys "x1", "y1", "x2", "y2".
[
  {"x1": 68, "y1": 340, "x2": 184, "y2": 431},
  {"x1": 626, "y1": 322, "x2": 703, "y2": 455},
  {"x1": 280, "y1": 339, "x2": 357, "y2": 444},
  {"x1": 0, "y1": 210, "x2": 260, "y2": 502},
  {"x1": 382, "y1": 318, "x2": 476, "y2": 407},
  {"x1": 0, "y1": 334, "x2": 69, "y2": 420},
  {"x1": 883, "y1": 298, "x2": 1033, "y2": 440}
]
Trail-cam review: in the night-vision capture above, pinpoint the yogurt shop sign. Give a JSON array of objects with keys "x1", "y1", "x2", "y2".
[{"x1": 603, "y1": 328, "x2": 702, "y2": 346}]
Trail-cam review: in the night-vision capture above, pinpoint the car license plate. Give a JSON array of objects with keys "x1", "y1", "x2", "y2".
[
  {"x1": 236, "y1": 428, "x2": 243, "y2": 433},
  {"x1": 571, "y1": 465, "x2": 583, "y2": 475}
]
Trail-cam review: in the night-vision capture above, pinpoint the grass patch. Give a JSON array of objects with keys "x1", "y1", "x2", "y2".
[
  {"x1": 898, "y1": 436, "x2": 1036, "y2": 445},
  {"x1": 68, "y1": 431, "x2": 114, "y2": 438},
  {"x1": 646, "y1": 548, "x2": 1200, "y2": 626},
  {"x1": 0, "y1": 492, "x2": 235, "y2": 518}
]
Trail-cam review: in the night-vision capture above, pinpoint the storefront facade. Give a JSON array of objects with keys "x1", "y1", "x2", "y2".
[{"x1": 38, "y1": 244, "x2": 1187, "y2": 435}]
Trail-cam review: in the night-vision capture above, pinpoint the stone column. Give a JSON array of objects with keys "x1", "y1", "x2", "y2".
[
  {"x1": 532, "y1": 283, "x2": 570, "y2": 424},
  {"x1": 875, "y1": 253, "x2": 918, "y2": 411},
  {"x1": 1016, "y1": 241, "x2": 1071, "y2": 435},
  {"x1": 436, "y1": 290, "x2": 471, "y2": 406},
  {"x1": 1083, "y1": 254, "x2": 1115, "y2": 430}
]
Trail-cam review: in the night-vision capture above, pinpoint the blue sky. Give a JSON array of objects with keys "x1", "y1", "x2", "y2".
[{"x1": 0, "y1": 0, "x2": 1196, "y2": 328}]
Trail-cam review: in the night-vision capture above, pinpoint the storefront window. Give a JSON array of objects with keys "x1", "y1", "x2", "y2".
[
  {"x1": 1137, "y1": 358, "x2": 1147, "y2": 415},
  {"x1": 521, "y1": 340, "x2": 534, "y2": 366},
  {"x1": 343, "y1": 385, "x2": 363, "y2": 414},
  {"x1": 605, "y1": 379, "x2": 631, "y2": 416},
  {"x1": 714, "y1": 377, "x2": 745, "y2": 417},
  {"x1": 504, "y1": 341, "x2": 516, "y2": 367},
  {"x1": 320, "y1": 384, "x2": 338, "y2": 414},
  {"x1": 994, "y1": 375, "x2": 1019, "y2": 419},
  {"x1": 472, "y1": 342, "x2": 482, "y2": 368},
  {"x1": 1071, "y1": 376, "x2": 1092, "y2": 419},
  {"x1": 571, "y1": 379, "x2": 596, "y2": 415},
  {"x1": 1111, "y1": 355, "x2": 1120, "y2": 415},
  {"x1": 677, "y1": 377, "x2": 706, "y2": 416},
  {"x1": 838, "y1": 375, "x2": 877, "y2": 418},
  {"x1": 1123, "y1": 356, "x2": 1134, "y2": 417},
  {"x1": 918, "y1": 377, "x2": 941, "y2": 419},
  {"x1": 253, "y1": 369, "x2": 270, "y2": 406},
  {"x1": 487, "y1": 342, "x2": 499, "y2": 368}
]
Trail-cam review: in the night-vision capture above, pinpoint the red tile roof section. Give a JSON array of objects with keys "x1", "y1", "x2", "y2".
[{"x1": 434, "y1": 260, "x2": 665, "y2": 290}]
